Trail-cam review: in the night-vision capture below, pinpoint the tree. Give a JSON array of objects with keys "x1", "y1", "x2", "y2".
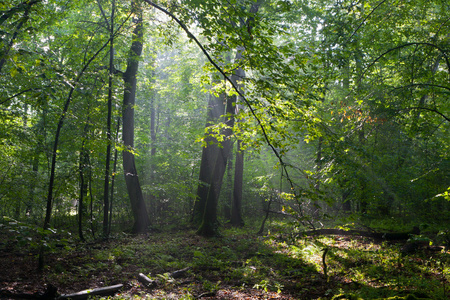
[
  {"x1": 307, "y1": 0, "x2": 450, "y2": 221},
  {"x1": 121, "y1": 0, "x2": 150, "y2": 233},
  {"x1": 191, "y1": 86, "x2": 226, "y2": 229},
  {"x1": 191, "y1": 0, "x2": 264, "y2": 236},
  {"x1": 97, "y1": 0, "x2": 117, "y2": 238},
  {"x1": 0, "y1": 0, "x2": 448, "y2": 245},
  {"x1": 196, "y1": 90, "x2": 235, "y2": 236}
]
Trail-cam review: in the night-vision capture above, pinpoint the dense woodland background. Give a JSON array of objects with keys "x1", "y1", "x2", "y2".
[{"x1": 0, "y1": 0, "x2": 449, "y2": 299}]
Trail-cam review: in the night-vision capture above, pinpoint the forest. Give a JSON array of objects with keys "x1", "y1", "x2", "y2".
[{"x1": 0, "y1": 0, "x2": 449, "y2": 299}]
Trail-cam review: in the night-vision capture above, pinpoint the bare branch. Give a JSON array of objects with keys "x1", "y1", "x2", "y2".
[
  {"x1": 96, "y1": 0, "x2": 111, "y2": 31},
  {"x1": 408, "y1": 106, "x2": 450, "y2": 122},
  {"x1": 346, "y1": 0, "x2": 390, "y2": 44},
  {"x1": 360, "y1": 42, "x2": 450, "y2": 85}
]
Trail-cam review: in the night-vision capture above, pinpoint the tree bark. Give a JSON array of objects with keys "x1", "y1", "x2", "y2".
[
  {"x1": 191, "y1": 91, "x2": 225, "y2": 226},
  {"x1": 122, "y1": 0, "x2": 150, "y2": 233},
  {"x1": 78, "y1": 122, "x2": 90, "y2": 242},
  {"x1": 231, "y1": 139, "x2": 244, "y2": 227},
  {"x1": 230, "y1": 48, "x2": 245, "y2": 228},
  {"x1": 59, "y1": 284, "x2": 123, "y2": 300},
  {"x1": 301, "y1": 226, "x2": 420, "y2": 241},
  {"x1": 223, "y1": 142, "x2": 233, "y2": 221},
  {"x1": 197, "y1": 92, "x2": 235, "y2": 236},
  {"x1": 257, "y1": 194, "x2": 273, "y2": 235}
]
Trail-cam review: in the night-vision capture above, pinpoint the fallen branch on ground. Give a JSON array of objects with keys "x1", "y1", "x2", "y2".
[
  {"x1": 58, "y1": 284, "x2": 123, "y2": 300},
  {"x1": 138, "y1": 267, "x2": 192, "y2": 288},
  {"x1": 0, "y1": 284, "x2": 123, "y2": 300},
  {"x1": 138, "y1": 273, "x2": 158, "y2": 287},
  {"x1": 301, "y1": 227, "x2": 420, "y2": 241}
]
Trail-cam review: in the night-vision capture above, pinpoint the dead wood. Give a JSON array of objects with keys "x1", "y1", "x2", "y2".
[
  {"x1": 57, "y1": 284, "x2": 123, "y2": 300},
  {"x1": 0, "y1": 284, "x2": 123, "y2": 300},
  {"x1": 170, "y1": 267, "x2": 191, "y2": 279},
  {"x1": 301, "y1": 227, "x2": 420, "y2": 241},
  {"x1": 138, "y1": 267, "x2": 191, "y2": 288},
  {"x1": 138, "y1": 273, "x2": 157, "y2": 288}
]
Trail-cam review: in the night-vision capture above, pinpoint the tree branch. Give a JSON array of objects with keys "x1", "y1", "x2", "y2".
[
  {"x1": 390, "y1": 83, "x2": 450, "y2": 93},
  {"x1": 346, "y1": 0, "x2": 390, "y2": 44},
  {"x1": 407, "y1": 106, "x2": 450, "y2": 122},
  {"x1": 360, "y1": 42, "x2": 450, "y2": 85},
  {"x1": 96, "y1": 0, "x2": 111, "y2": 31},
  {"x1": 0, "y1": 86, "x2": 50, "y2": 105}
]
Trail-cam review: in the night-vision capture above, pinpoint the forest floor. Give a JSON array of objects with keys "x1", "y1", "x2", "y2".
[{"x1": 0, "y1": 221, "x2": 449, "y2": 299}]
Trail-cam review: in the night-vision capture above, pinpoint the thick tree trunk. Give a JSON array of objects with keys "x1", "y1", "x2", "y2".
[
  {"x1": 194, "y1": 2, "x2": 260, "y2": 235},
  {"x1": 122, "y1": 0, "x2": 150, "y2": 233},
  {"x1": 191, "y1": 92, "x2": 225, "y2": 226},
  {"x1": 197, "y1": 94, "x2": 235, "y2": 236},
  {"x1": 196, "y1": 146, "x2": 228, "y2": 236}
]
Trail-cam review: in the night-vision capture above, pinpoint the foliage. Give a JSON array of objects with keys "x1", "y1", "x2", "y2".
[
  {"x1": 0, "y1": 0, "x2": 449, "y2": 296},
  {"x1": 0, "y1": 216, "x2": 72, "y2": 252}
]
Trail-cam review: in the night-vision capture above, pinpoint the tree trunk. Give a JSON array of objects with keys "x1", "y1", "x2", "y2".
[
  {"x1": 230, "y1": 47, "x2": 245, "y2": 228},
  {"x1": 223, "y1": 142, "x2": 233, "y2": 221},
  {"x1": 78, "y1": 122, "x2": 90, "y2": 242},
  {"x1": 122, "y1": 0, "x2": 150, "y2": 233},
  {"x1": 102, "y1": 0, "x2": 115, "y2": 238},
  {"x1": 342, "y1": 189, "x2": 352, "y2": 212},
  {"x1": 196, "y1": 93, "x2": 235, "y2": 236},
  {"x1": 150, "y1": 93, "x2": 157, "y2": 157},
  {"x1": 148, "y1": 91, "x2": 157, "y2": 219},
  {"x1": 191, "y1": 91, "x2": 225, "y2": 226},
  {"x1": 231, "y1": 139, "x2": 244, "y2": 227},
  {"x1": 109, "y1": 116, "x2": 121, "y2": 234},
  {"x1": 194, "y1": 2, "x2": 260, "y2": 235},
  {"x1": 26, "y1": 153, "x2": 39, "y2": 216}
]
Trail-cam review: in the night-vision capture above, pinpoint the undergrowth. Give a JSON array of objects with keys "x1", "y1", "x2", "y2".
[{"x1": 1, "y1": 220, "x2": 449, "y2": 299}]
